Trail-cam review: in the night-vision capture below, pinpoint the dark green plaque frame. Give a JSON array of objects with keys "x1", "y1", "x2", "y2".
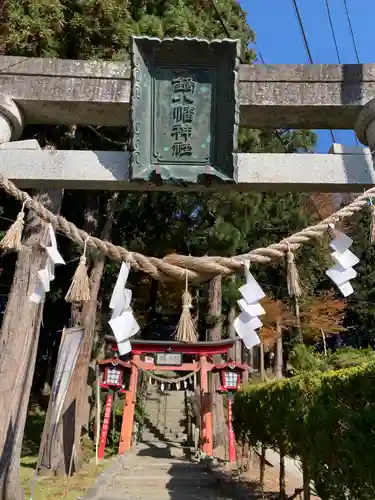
[{"x1": 129, "y1": 36, "x2": 240, "y2": 185}]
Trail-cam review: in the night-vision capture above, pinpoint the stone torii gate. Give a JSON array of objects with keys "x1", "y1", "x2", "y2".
[
  {"x1": 0, "y1": 39, "x2": 374, "y2": 190},
  {"x1": 0, "y1": 36, "x2": 374, "y2": 494},
  {"x1": 1, "y1": 35, "x2": 375, "y2": 470}
]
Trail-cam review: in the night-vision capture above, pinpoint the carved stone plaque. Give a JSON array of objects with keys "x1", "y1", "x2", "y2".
[{"x1": 129, "y1": 36, "x2": 240, "y2": 185}]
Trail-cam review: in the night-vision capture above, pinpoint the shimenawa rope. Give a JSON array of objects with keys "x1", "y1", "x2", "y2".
[{"x1": 0, "y1": 175, "x2": 372, "y2": 282}]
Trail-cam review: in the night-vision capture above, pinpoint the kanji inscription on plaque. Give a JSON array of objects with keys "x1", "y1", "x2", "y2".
[{"x1": 130, "y1": 36, "x2": 240, "y2": 185}]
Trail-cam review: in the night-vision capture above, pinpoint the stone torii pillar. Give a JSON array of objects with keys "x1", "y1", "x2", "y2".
[
  {"x1": 356, "y1": 98, "x2": 375, "y2": 154},
  {"x1": 0, "y1": 94, "x2": 23, "y2": 144}
]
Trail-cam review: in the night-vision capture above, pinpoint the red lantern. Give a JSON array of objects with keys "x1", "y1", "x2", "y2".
[
  {"x1": 103, "y1": 364, "x2": 124, "y2": 389},
  {"x1": 213, "y1": 362, "x2": 246, "y2": 393},
  {"x1": 212, "y1": 361, "x2": 247, "y2": 463},
  {"x1": 220, "y1": 367, "x2": 240, "y2": 391}
]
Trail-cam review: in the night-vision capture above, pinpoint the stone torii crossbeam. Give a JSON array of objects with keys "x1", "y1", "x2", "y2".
[{"x1": 0, "y1": 37, "x2": 375, "y2": 192}]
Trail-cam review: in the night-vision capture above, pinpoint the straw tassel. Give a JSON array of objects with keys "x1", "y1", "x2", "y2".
[
  {"x1": 65, "y1": 238, "x2": 91, "y2": 303},
  {"x1": 286, "y1": 244, "x2": 302, "y2": 297},
  {"x1": 369, "y1": 198, "x2": 375, "y2": 243},
  {"x1": 174, "y1": 270, "x2": 198, "y2": 343},
  {"x1": 0, "y1": 200, "x2": 27, "y2": 252}
]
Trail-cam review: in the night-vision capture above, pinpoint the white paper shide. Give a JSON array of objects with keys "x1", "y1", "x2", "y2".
[
  {"x1": 233, "y1": 260, "x2": 265, "y2": 350},
  {"x1": 325, "y1": 225, "x2": 359, "y2": 297},
  {"x1": 108, "y1": 262, "x2": 139, "y2": 355},
  {"x1": 29, "y1": 224, "x2": 65, "y2": 303}
]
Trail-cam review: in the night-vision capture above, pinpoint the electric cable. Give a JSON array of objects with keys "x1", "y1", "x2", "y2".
[
  {"x1": 343, "y1": 0, "x2": 360, "y2": 63},
  {"x1": 291, "y1": 0, "x2": 336, "y2": 144},
  {"x1": 342, "y1": 0, "x2": 361, "y2": 146},
  {"x1": 324, "y1": 0, "x2": 341, "y2": 62},
  {"x1": 255, "y1": 44, "x2": 266, "y2": 64},
  {"x1": 208, "y1": 0, "x2": 232, "y2": 40},
  {"x1": 204, "y1": 0, "x2": 289, "y2": 153}
]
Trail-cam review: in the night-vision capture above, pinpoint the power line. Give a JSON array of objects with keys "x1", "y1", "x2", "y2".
[
  {"x1": 291, "y1": 0, "x2": 313, "y2": 63},
  {"x1": 342, "y1": 0, "x2": 360, "y2": 63},
  {"x1": 207, "y1": 0, "x2": 232, "y2": 41},
  {"x1": 254, "y1": 43, "x2": 266, "y2": 64},
  {"x1": 205, "y1": 0, "x2": 289, "y2": 153},
  {"x1": 324, "y1": 0, "x2": 341, "y2": 62},
  {"x1": 342, "y1": 0, "x2": 360, "y2": 146},
  {"x1": 291, "y1": 0, "x2": 336, "y2": 145}
]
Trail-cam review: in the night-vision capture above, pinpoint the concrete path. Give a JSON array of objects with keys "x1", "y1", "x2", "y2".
[
  {"x1": 265, "y1": 449, "x2": 302, "y2": 481},
  {"x1": 82, "y1": 442, "x2": 229, "y2": 500}
]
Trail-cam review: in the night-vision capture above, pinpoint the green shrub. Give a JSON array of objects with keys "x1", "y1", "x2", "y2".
[
  {"x1": 233, "y1": 363, "x2": 375, "y2": 499},
  {"x1": 305, "y1": 364, "x2": 375, "y2": 500}
]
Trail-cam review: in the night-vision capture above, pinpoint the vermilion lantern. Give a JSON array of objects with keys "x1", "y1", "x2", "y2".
[
  {"x1": 103, "y1": 363, "x2": 124, "y2": 389},
  {"x1": 212, "y1": 361, "x2": 248, "y2": 464},
  {"x1": 214, "y1": 362, "x2": 246, "y2": 393},
  {"x1": 97, "y1": 354, "x2": 131, "y2": 461}
]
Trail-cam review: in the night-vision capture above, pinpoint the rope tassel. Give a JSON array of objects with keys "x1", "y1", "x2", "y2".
[
  {"x1": 174, "y1": 271, "x2": 198, "y2": 343},
  {"x1": 0, "y1": 200, "x2": 27, "y2": 252},
  {"x1": 65, "y1": 238, "x2": 91, "y2": 303},
  {"x1": 286, "y1": 245, "x2": 302, "y2": 297}
]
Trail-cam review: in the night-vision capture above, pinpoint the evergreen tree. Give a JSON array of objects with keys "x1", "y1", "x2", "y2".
[{"x1": 344, "y1": 207, "x2": 375, "y2": 347}]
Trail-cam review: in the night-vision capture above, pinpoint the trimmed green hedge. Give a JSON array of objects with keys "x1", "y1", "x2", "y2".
[{"x1": 233, "y1": 363, "x2": 375, "y2": 500}]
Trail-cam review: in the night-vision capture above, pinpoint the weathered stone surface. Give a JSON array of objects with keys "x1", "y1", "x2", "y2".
[
  {"x1": 0, "y1": 56, "x2": 372, "y2": 129},
  {"x1": 0, "y1": 147, "x2": 373, "y2": 192},
  {"x1": 81, "y1": 444, "x2": 223, "y2": 500}
]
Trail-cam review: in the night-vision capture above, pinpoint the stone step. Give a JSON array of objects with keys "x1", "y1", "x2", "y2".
[
  {"x1": 120, "y1": 456, "x2": 195, "y2": 466},
  {"x1": 145, "y1": 406, "x2": 184, "y2": 410},
  {"x1": 145, "y1": 393, "x2": 186, "y2": 399},
  {"x1": 105, "y1": 474, "x2": 216, "y2": 489},
  {"x1": 115, "y1": 464, "x2": 211, "y2": 476},
  {"x1": 122, "y1": 463, "x2": 208, "y2": 473},
  {"x1": 142, "y1": 425, "x2": 187, "y2": 437},
  {"x1": 96, "y1": 488, "x2": 218, "y2": 500},
  {"x1": 141, "y1": 435, "x2": 188, "y2": 444},
  {"x1": 143, "y1": 428, "x2": 187, "y2": 436},
  {"x1": 145, "y1": 407, "x2": 185, "y2": 413},
  {"x1": 142, "y1": 429, "x2": 187, "y2": 436}
]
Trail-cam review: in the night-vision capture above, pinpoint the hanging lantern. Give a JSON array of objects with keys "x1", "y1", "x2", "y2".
[
  {"x1": 103, "y1": 365, "x2": 124, "y2": 389},
  {"x1": 213, "y1": 362, "x2": 247, "y2": 393}
]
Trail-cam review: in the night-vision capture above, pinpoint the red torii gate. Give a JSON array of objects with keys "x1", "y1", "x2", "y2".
[{"x1": 97, "y1": 338, "x2": 247, "y2": 457}]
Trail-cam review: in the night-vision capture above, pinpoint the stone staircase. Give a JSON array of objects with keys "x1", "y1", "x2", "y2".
[
  {"x1": 141, "y1": 383, "x2": 190, "y2": 451},
  {"x1": 83, "y1": 443, "x2": 224, "y2": 500},
  {"x1": 83, "y1": 383, "x2": 229, "y2": 500}
]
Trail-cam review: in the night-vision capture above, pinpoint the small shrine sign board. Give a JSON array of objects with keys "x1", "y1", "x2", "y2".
[
  {"x1": 129, "y1": 36, "x2": 240, "y2": 185},
  {"x1": 155, "y1": 352, "x2": 183, "y2": 366}
]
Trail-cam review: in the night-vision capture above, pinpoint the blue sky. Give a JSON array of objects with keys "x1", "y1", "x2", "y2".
[{"x1": 241, "y1": 0, "x2": 375, "y2": 152}]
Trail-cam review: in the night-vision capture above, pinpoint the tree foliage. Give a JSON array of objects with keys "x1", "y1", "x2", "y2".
[
  {"x1": 2, "y1": 0, "x2": 254, "y2": 59},
  {"x1": 233, "y1": 363, "x2": 375, "y2": 499},
  {"x1": 344, "y1": 207, "x2": 375, "y2": 347}
]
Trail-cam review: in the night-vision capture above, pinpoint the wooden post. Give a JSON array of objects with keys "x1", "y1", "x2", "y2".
[
  {"x1": 98, "y1": 393, "x2": 113, "y2": 460},
  {"x1": 200, "y1": 355, "x2": 213, "y2": 456},
  {"x1": 95, "y1": 364, "x2": 101, "y2": 465},
  {"x1": 118, "y1": 355, "x2": 139, "y2": 454},
  {"x1": 227, "y1": 394, "x2": 236, "y2": 463}
]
